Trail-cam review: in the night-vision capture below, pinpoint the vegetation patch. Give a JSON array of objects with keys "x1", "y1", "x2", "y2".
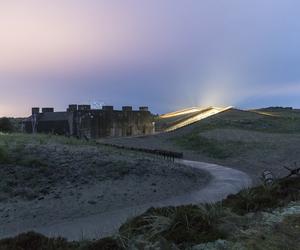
[
  {"x1": 229, "y1": 213, "x2": 300, "y2": 250},
  {"x1": 119, "y1": 176, "x2": 300, "y2": 248},
  {"x1": 223, "y1": 176, "x2": 300, "y2": 215},
  {"x1": 0, "y1": 231, "x2": 76, "y2": 250},
  {"x1": 0, "y1": 232, "x2": 124, "y2": 250},
  {"x1": 172, "y1": 132, "x2": 253, "y2": 159},
  {"x1": 0, "y1": 176, "x2": 299, "y2": 249},
  {"x1": 0, "y1": 118, "x2": 14, "y2": 133},
  {"x1": 120, "y1": 204, "x2": 226, "y2": 248},
  {"x1": 189, "y1": 109, "x2": 300, "y2": 134},
  {"x1": 86, "y1": 237, "x2": 124, "y2": 250}
]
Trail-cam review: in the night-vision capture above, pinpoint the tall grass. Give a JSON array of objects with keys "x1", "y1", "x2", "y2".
[
  {"x1": 120, "y1": 204, "x2": 226, "y2": 246},
  {"x1": 223, "y1": 177, "x2": 300, "y2": 214}
]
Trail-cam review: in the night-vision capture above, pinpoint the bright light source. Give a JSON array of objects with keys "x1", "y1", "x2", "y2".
[
  {"x1": 160, "y1": 107, "x2": 207, "y2": 119},
  {"x1": 164, "y1": 106, "x2": 233, "y2": 132}
]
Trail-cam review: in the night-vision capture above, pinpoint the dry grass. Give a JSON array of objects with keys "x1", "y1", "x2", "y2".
[
  {"x1": 0, "y1": 232, "x2": 124, "y2": 250},
  {"x1": 119, "y1": 204, "x2": 226, "y2": 248},
  {"x1": 223, "y1": 176, "x2": 300, "y2": 215}
]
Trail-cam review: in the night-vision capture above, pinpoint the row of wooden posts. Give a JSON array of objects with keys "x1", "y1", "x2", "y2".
[{"x1": 101, "y1": 143, "x2": 183, "y2": 161}]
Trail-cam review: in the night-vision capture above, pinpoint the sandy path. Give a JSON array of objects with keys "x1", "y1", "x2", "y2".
[{"x1": 0, "y1": 160, "x2": 251, "y2": 241}]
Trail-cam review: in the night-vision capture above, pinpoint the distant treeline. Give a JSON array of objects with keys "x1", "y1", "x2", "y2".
[
  {"x1": 0, "y1": 117, "x2": 23, "y2": 133},
  {"x1": 263, "y1": 107, "x2": 293, "y2": 110},
  {"x1": 102, "y1": 143, "x2": 183, "y2": 161}
]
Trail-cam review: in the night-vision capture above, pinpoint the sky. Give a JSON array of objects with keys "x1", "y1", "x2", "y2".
[{"x1": 1, "y1": 0, "x2": 300, "y2": 117}]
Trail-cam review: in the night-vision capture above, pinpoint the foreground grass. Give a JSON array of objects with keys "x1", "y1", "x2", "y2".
[
  {"x1": 223, "y1": 176, "x2": 300, "y2": 215},
  {"x1": 234, "y1": 214, "x2": 300, "y2": 250},
  {"x1": 0, "y1": 232, "x2": 123, "y2": 250},
  {"x1": 119, "y1": 176, "x2": 300, "y2": 249},
  {"x1": 120, "y1": 204, "x2": 226, "y2": 244},
  {"x1": 1, "y1": 176, "x2": 298, "y2": 249}
]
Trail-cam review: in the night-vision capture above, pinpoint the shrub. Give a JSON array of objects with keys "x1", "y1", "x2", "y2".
[
  {"x1": 0, "y1": 117, "x2": 14, "y2": 133},
  {"x1": 0, "y1": 232, "x2": 124, "y2": 250},
  {"x1": 86, "y1": 237, "x2": 124, "y2": 250},
  {"x1": 223, "y1": 176, "x2": 300, "y2": 214},
  {"x1": 120, "y1": 204, "x2": 226, "y2": 247},
  {"x1": 0, "y1": 231, "x2": 75, "y2": 250}
]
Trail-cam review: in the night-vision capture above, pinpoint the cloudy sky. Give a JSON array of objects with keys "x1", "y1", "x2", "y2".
[{"x1": 1, "y1": 0, "x2": 300, "y2": 117}]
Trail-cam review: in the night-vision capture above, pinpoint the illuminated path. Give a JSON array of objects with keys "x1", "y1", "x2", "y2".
[
  {"x1": 0, "y1": 160, "x2": 251, "y2": 241},
  {"x1": 159, "y1": 106, "x2": 232, "y2": 132}
]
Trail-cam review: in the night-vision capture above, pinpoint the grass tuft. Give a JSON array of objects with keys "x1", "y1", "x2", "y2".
[
  {"x1": 120, "y1": 204, "x2": 226, "y2": 247},
  {"x1": 223, "y1": 176, "x2": 300, "y2": 215}
]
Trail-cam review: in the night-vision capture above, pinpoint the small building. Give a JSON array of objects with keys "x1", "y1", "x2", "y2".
[{"x1": 23, "y1": 105, "x2": 154, "y2": 139}]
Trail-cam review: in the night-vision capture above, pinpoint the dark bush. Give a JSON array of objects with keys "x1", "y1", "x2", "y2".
[
  {"x1": 87, "y1": 237, "x2": 124, "y2": 250},
  {"x1": 0, "y1": 232, "x2": 123, "y2": 250},
  {"x1": 0, "y1": 117, "x2": 14, "y2": 133},
  {"x1": 0, "y1": 231, "x2": 74, "y2": 250}
]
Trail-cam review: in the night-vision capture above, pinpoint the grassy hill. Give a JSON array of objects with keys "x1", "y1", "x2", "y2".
[
  {"x1": 170, "y1": 108, "x2": 300, "y2": 157},
  {"x1": 102, "y1": 108, "x2": 300, "y2": 183},
  {"x1": 171, "y1": 108, "x2": 300, "y2": 135}
]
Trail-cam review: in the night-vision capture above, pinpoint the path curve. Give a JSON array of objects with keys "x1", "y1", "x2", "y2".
[{"x1": 1, "y1": 160, "x2": 252, "y2": 241}]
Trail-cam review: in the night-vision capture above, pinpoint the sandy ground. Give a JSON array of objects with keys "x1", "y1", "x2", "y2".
[{"x1": 0, "y1": 143, "x2": 210, "y2": 239}]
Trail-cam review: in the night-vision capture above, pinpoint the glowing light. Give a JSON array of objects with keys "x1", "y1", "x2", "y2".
[
  {"x1": 250, "y1": 111, "x2": 280, "y2": 117},
  {"x1": 160, "y1": 107, "x2": 205, "y2": 119},
  {"x1": 163, "y1": 106, "x2": 233, "y2": 132}
]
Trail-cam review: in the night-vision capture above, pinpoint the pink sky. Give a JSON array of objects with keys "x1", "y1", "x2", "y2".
[{"x1": 1, "y1": 1, "x2": 300, "y2": 117}]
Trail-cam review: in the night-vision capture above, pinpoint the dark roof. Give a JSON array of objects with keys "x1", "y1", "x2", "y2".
[
  {"x1": 24, "y1": 112, "x2": 70, "y2": 122},
  {"x1": 39, "y1": 112, "x2": 70, "y2": 121}
]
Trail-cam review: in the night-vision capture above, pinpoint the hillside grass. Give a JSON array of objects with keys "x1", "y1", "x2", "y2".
[
  {"x1": 170, "y1": 109, "x2": 300, "y2": 158},
  {"x1": 0, "y1": 133, "x2": 105, "y2": 201},
  {"x1": 0, "y1": 133, "x2": 97, "y2": 165},
  {"x1": 0, "y1": 133, "x2": 96, "y2": 147},
  {"x1": 172, "y1": 131, "x2": 258, "y2": 159},
  {"x1": 188, "y1": 109, "x2": 300, "y2": 134}
]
